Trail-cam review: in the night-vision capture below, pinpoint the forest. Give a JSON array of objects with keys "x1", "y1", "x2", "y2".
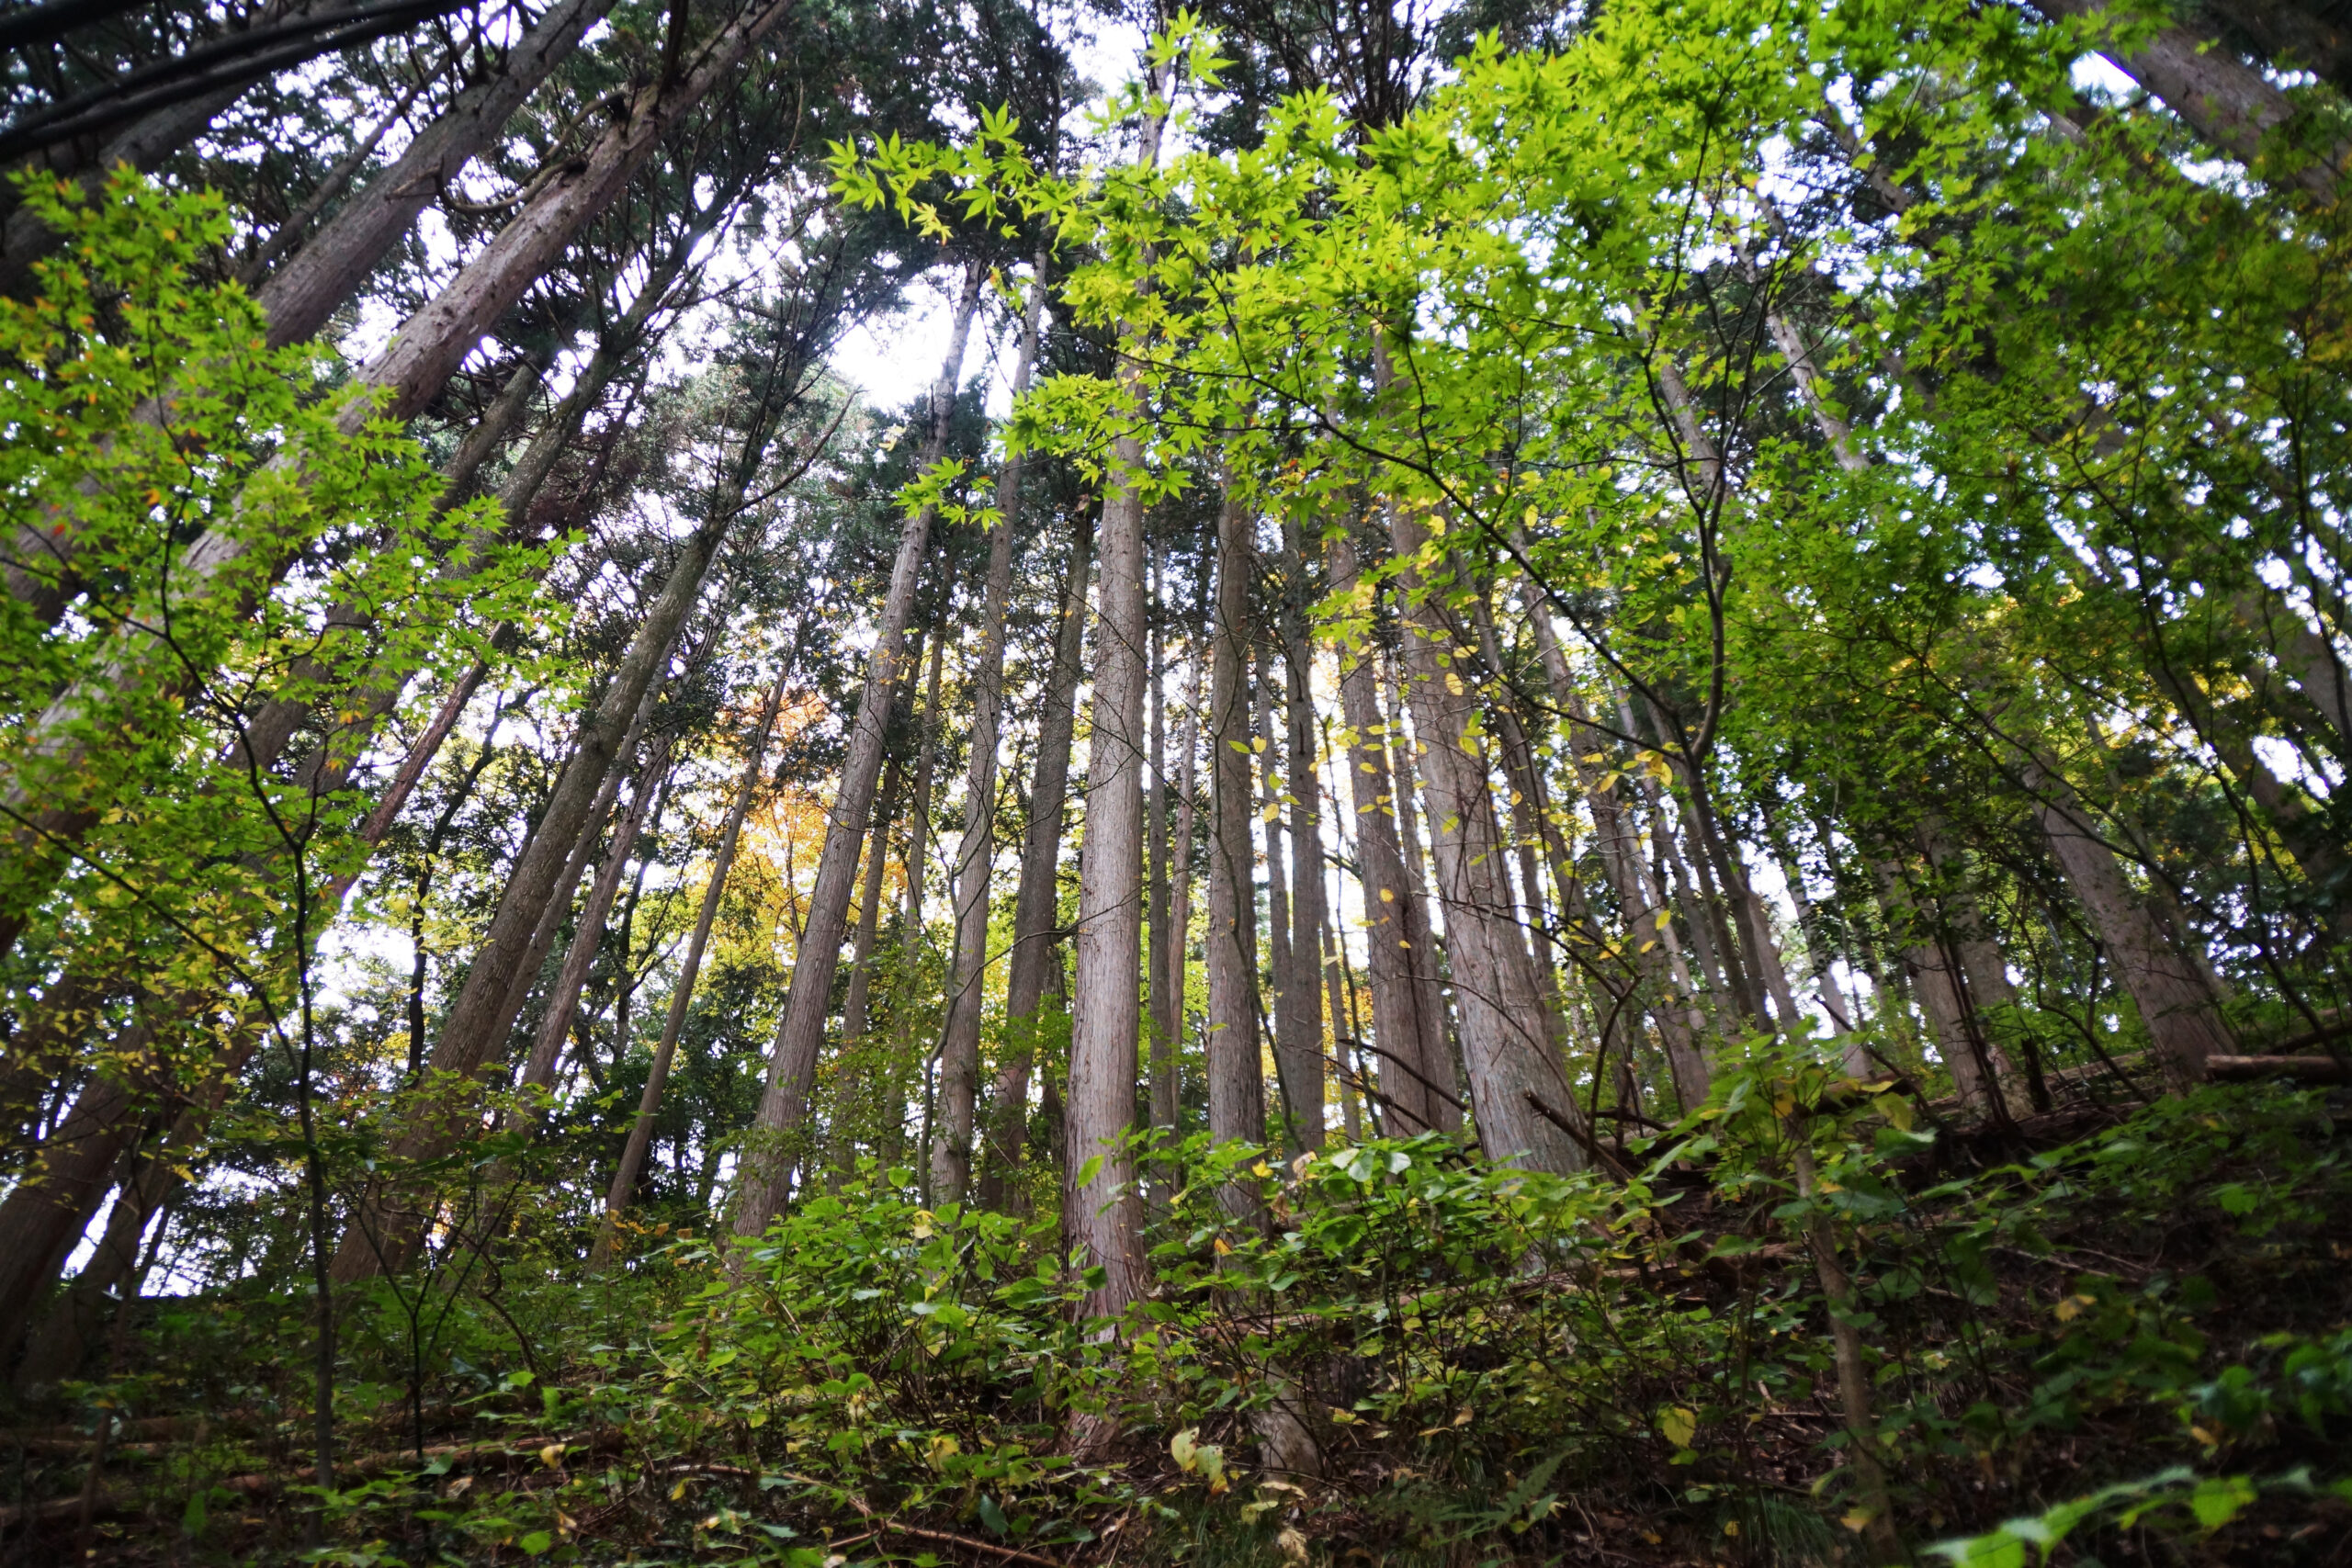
[{"x1": 0, "y1": 0, "x2": 2348, "y2": 1558}]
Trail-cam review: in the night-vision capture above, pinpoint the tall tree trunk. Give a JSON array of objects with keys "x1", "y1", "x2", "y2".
[
  {"x1": 1206, "y1": 486, "x2": 1268, "y2": 1214},
  {"x1": 737, "y1": 258, "x2": 983, "y2": 1235},
  {"x1": 595, "y1": 673, "x2": 786, "y2": 1261},
  {"x1": 1329, "y1": 529, "x2": 1447, "y2": 1134},
  {"x1": 1066, "y1": 373, "x2": 1152, "y2": 1325},
  {"x1": 1525, "y1": 605, "x2": 1713, "y2": 1103},
  {"x1": 843, "y1": 750, "x2": 910, "y2": 1046},
  {"x1": 902, "y1": 626, "x2": 946, "y2": 933},
  {"x1": 1374, "y1": 423, "x2": 1584, "y2": 1171},
  {"x1": 1917, "y1": 819, "x2": 2035, "y2": 1113},
  {"x1": 1257, "y1": 647, "x2": 1301, "y2": 1147},
  {"x1": 253, "y1": 0, "x2": 619, "y2": 347},
  {"x1": 12, "y1": 1130, "x2": 175, "y2": 1392},
  {"x1": 1280, "y1": 534, "x2": 1327, "y2": 1153},
  {"x1": 975, "y1": 513, "x2": 1092, "y2": 1209},
  {"x1": 1147, "y1": 551, "x2": 1176, "y2": 1154},
  {"x1": 510, "y1": 735, "x2": 674, "y2": 1110},
  {"x1": 332, "y1": 679, "x2": 667, "y2": 1283},
  {"x1": 0, "y1": 346, "x2": 553, "y2": 1161},
  {"x1": 331, "y1": 449, "x2": 752, "y2": 1282},
  {"x1": 1322, "y1": 904, "x2": 1361, "y2": 1143},
  {"x1": 0, "y1": 650, "x2": 493, "y2": 1354},
  {"x1": 1159, "y1": 648, "x2": 1201, "y2": 1140},
  {"x1": 1469, "y1": 592, "x2": 1574, "y2": 1064},
  {"x1": 1871, "y1": 857, "x2": 1998, "y2": 1110},
  {"x1": 1382, "y1": 649, "x2": 1460, "y2": 1133},
  {"x1": 0, "y1": 0, "x2": 718, "y2": 626},
  {"x1": 492, "y1": 716, "x2": 672, "y2": 1069},
  {"x1": 933, "y1": 258, "x2": 1043, "y2": 1207},
  {"x1": 0, "y1": 104, "x2": 732, "y2": 957},
  {"x1": 1064, "y1": 72, "x2": 1175, "y2": 1326},
  {"x1": 0, "y1": 79, "x2": 247, "y2": 300},
  {"x1": 2029, "y1": 0, "x2": 2337, "y2": 201},
  {"x1": 2026, "y1": 765, "x2": 2236, "y2": 1090},
  {"x1": 1764, "y1": 814, "x2": 1871, "y2": 1077}
]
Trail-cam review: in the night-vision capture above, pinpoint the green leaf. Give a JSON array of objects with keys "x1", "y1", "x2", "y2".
[
  {"x1": 2188, "y1": 1475, "x2": 2256, "y2": 1529},
  {"x1": 1658, "y1": 1406, "x2": 1696, "y2": 1449},
  {"x1": 1927, "y1": 1529, "x2": 2027, "y2": 1568}
]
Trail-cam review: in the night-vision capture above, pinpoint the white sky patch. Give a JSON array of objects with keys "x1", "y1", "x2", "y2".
[
  {"x1": 832, "y1": 10, "x2": 1148, "y2": 415},
  {"x1": 2070, "y1": 52, "x2": 2137, "y2": 100}
]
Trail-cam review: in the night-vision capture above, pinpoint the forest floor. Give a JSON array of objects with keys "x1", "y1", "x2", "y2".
[{"x1": 3, "y1": 1071, "x2": 2349, "y2": 1566}]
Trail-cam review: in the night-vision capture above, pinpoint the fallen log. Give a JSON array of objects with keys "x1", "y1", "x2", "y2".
[
  {"x1": 2204, "y1": 1054, "x2": 2350, "y2": 1083},
  {"x1": 0, "y1": 1428, "x2": 616, "y2": 1529}
]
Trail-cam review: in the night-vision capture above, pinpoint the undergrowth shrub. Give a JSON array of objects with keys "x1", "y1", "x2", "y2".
[{"x1": 24, "y1": 1077, "x2": 2351, "y2": 1563}]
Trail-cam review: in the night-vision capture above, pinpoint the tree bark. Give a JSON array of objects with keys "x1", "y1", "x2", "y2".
[
  {"x1": 1379, "y1": 486, "x2": 1584, "y2": 1171},
  {"x1": 254, "y1": 0, "x2": 618, "y2": 348},
  {"x1": 0, "y1": 39, "x2": 751, "y2": 957},
  {"x1": 1158, "y1": 647, "x2": 1200, "y2": 1142},
  {"x1": 1917, "y1": 818, "x2": 2035, "y2": 1114},
  {"x1": 510, "y1": 735, "x2": 674, "y2": 1111},
  {"x1": 2029, "y1": 0, "x2": 2337, "y2": 201},
  {"x1": 0, "y1": 649, "x2": 491, "y2": 1354},
  {"x1": 1329, "y1": 528, "x2": 1446, "y2": 1134},
  {"x1": 1382, "y1": 649, "x2": 1461, "y2": 1133},
  {"x1": 902, "y1": 625, "x2": 946, "y2": 934},
  {"x1": 842, "y1": 749, "x2": 909, "y2": 1047},
  {"x1": 0, "y1": 0, "x2": 673, "y2": 619},
  {"x1": 493, "y1": 716, "x2": 669, "y2": 1065},
  {"x1": 1763, "y1": 814, "x2": 1871, "y2": 1077},
  {"x1": 1469, "y1": 592, "x2": 1574, "y2": 1064},
  {"x1": 1065, "y1": 389, "x2": 1151, "y2": 1323},
  {"x1": 2026, "y1": 764, "x2": 2236, "y2": 1090},
  {"x1": 975, "y1": 513, "x2": 1091, "y2": 1209},
  {"x1": 1257, "y1": 647, "x2": 1300, "y2": 1148},
  {"x1": 736, "y1": 258, "x2": 983, "y2": 1236},
  {"x1": 331, "y1": 462, "x2": 746, "y2": 1282},
  {"x1": 0, "y1": 79, "x2": 247, "y2": 300},
  {"x1": 595, "y1": 673, "x2": 786, "y2": 1261},
  {"x1": 933, "y1": 260, "x2": 1044, "y2": 1207},
  {"x1": 1147, "y1": 551, "x2": 1176, "y2": 1152},
  {"x1": 1871, "y1": 856, "x2": 1997, "y2": 1110},
  {"x1": 1206, "y1": 486, "x2": 1268, "y2": 1214},
  {"x1": 1527, "y1": 606, "x2": 1712, "y2": 1104},
  {"x1": 1280, "y1": 532, "x2": 1327, "y2": 1153}
]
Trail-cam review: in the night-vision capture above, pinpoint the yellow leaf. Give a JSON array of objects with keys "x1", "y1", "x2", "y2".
[
  {"x1": 1659, "y1": 1406, "x2": 1696, "y2": 1448},
  {"x1": 539, "y1": 1443, "x2": 565, "y2": 1468}
]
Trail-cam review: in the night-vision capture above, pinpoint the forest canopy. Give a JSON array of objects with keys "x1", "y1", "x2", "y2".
[{"x1": 0, "y1": 0, "x2": 2346, "y2": 1561}]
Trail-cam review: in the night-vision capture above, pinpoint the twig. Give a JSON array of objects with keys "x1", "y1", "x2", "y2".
[
  {"x1": 867, "y1": 1519, "x2": 1070, "y2": 1568},
  {"x1": 682, "y1": 1464, "x2": 1071, "y2": 1566}
]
